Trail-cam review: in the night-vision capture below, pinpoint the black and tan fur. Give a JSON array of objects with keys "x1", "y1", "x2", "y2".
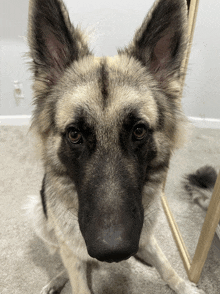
[
  {"x1": 27, "y1": 0, "x2": 205, "y2": 293},
  {"x1": 183, "y1": 166, "x2": 220, "y2": 255},
  {"x1": 184, "y1": 165, "x2": 218, "y2": 210}
]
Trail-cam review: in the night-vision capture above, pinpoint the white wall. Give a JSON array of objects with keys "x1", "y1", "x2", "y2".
[
  {"x1": 0, "y1": 0, "x2": 219, "y2": 124},
  {"x1": 182, "y1": 0, "x2": 220, "y2": 120},
  {"x1": 0, "y1": 0, "x2": 31, "y2": 115}
]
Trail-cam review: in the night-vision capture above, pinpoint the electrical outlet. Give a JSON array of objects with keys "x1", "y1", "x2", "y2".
[{"x1": 14, "y1": 81, "x2": 24, "y2": 106}]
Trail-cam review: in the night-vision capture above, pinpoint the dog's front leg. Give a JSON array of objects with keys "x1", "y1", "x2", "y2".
[
  {"x1": 136, "y1": 235, "x2": 205, "y2": 294},
  {"x1": 60, "y1": 242, "x2": 91, "y2": 294}
]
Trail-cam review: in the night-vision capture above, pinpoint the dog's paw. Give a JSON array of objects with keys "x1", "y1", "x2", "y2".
[
  {"x1": 176, "y1": 280, "x2": 205, "y2": 294},
  {"x1": 40, "y1": 271, "x2": 68, "y2": 294},
  {"x1": 41, "y1": 284, "x2": 59, "y2": 294}
]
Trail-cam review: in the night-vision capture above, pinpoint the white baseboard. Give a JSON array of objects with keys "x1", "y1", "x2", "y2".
[
  {"x1": 188, "y1": 117, "x2": 220, "y2": 129},
  {"x1": 0, "y1": 115, "x2": 220, "y2": 129},
  {"x1": 0, "y1": 115, "x2": 31, "y2": 126}
]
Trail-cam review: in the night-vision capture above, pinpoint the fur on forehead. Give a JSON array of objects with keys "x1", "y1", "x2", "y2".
[{"x1": 55, "y1": 55, "x2": 159, "y2": 132}]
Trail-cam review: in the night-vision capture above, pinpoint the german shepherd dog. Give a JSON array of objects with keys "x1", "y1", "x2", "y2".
[{"x1": 27, "y1": 0, "x2": 205, "y2": 293}]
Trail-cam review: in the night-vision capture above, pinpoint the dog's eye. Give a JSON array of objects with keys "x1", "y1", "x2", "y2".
[
  {"x1": 68, "y1": 128, "x2": 83, "y2": 144},
  {"x1": 133, "y1": 125, "x2": 147, "y2": 140}
]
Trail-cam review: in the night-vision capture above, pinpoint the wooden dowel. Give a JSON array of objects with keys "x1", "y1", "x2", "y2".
[
  {"x1": 189, "y1": 171, "x2": 220, "y2": 283},
  {"x1": 181, "y1": 0, "x2": 200, "y2": 94},
  {"x1": 161, "y1": 195, "x2": 191, "y2": 274}
]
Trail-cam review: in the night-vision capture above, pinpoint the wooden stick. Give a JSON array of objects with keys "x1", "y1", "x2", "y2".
[
  {"x1": 161, "y1": 195, "x2": 191, "y2": 274},
  {"x1": 181, "y1": 0, "x2": 200, "y2": 92},
  {"x1": 189, "y1": 171, "x2": 220, "y2": 283},
  {"x1": 160, "y1": 1, "x2": 201, "y2": 274}
]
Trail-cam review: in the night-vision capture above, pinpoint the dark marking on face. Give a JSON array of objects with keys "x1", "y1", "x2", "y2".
[
  {"x1": 99, "y1": 61, "x2": 109, "y2": 107},
  {"x1": 40, "y1": 174, "x2": 47, "y2": 218},
  {"x1": 119, "y1": 110, "x2": 157, "y2": 171},
  {"x1": 58, "y1": 109, "x2": 97, "y2": 185}
]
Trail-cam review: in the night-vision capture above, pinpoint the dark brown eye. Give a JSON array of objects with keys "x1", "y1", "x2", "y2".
[
  {"x1": 133, "y1": 125, "x2": 147, "y2": 140},
  {"x1": 68, "y1": 129, "x2": 83, "y2": 144}
]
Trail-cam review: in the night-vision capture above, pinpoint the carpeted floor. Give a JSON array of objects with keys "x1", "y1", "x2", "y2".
[{"x1": 0, "y1": 125, "x2": 220, "y2": 294}]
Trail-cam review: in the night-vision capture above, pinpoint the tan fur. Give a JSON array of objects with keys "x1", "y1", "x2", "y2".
[{"x1": 27, "y1": 0, "x2": 205, "y2": 293}]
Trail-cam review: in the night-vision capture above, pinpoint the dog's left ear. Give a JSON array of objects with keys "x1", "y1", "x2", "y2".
[{"x1": 120, "y1": 0, "x2": 188, "y2": 81}]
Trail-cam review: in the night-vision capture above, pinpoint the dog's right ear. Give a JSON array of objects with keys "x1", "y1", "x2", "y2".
[{"x1": 28, "y1": 0, "x2": 91, "y2": 85}]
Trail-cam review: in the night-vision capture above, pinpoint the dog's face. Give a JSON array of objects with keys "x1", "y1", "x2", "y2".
[{"x1": 28, "y1": 0, "x2": 188, "y2": 262}]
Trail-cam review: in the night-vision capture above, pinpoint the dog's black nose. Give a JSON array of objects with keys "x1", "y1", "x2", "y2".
[{"x1": 86, "y1": 227, "x2": 139, "y2": 262}]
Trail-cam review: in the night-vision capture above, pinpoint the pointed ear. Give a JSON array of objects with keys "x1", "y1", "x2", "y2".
[
  {"x1": 28, "y1": 0, "x2": 91, "y2": 85},
  {"x1": 120, "y1": 0, "x2": 188, "y2": 81}
]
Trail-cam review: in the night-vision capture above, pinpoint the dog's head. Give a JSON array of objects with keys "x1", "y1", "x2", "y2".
[{"x1": 28, "y1": 0, "x2": 188, "y2": 262}]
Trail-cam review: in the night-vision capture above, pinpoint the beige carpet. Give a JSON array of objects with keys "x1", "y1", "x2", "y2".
[{"x1": 0, "y1": 125, "x2": 220, "y2": 294}]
